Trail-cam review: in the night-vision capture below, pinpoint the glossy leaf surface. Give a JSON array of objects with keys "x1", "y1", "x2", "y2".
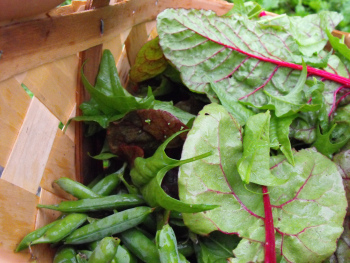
[{"x1": 179, "y1": 104, "x2": 347, "y2": 262}]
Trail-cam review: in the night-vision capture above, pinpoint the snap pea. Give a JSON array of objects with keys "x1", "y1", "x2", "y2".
[
  {"x1": 53, "y1": 246, "x2": 77, "y2": 263},
  {"x1": 16, "y1": 220, "x2": 60, "y2": 252},
  {"x1": 118, "y1": 228, "x2": 160, "y2": 263},
  {"x1": 91, "y1": 165, "x2": 126, "y2": 196},
  {"x1": 156, "y1": 224, "x2": 181, "y2": 263},
  {"x1": 64, "y1": 206, "x2": 153, "y2": 245},
  {"x1": 37, "y1": 194, "x2": 145, "y2": 213},
  {"x1": 87, "y1": 175, "x2": 104, "y2": 189},
  {"x1": 88, "y1": 237, "x2": 120, "y2": 263},
  {"x1": 55, "y1": 177, "x2": 100, "y2": 199},
  {"x1": 32, "y1": 213, "x2": 88, "y2": 245},
  {"x1": 111, "y1": 245, "x2": 137, "y2": 263}
]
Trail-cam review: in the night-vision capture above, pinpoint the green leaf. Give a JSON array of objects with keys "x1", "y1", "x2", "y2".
[
  {"x1": 327, "y1": 31, "x2": 350, "y2": 61},
  {"x1": 196, "y1": 231, "x2": 240, "y2": 263},
  {"x1": 256, "y1": 63, "x2": 322, "y2": 117},
  {"x1": 88, "y1": 153, "x2": 117, "y2": 160},
  {"x1": 157, "y1": 9, "x2": 344, "y2": 116},
  {"x1": 224, "y1": 0, "x2": 263, "y2": 19},
  {"x1": 178, "y1": 104, "x2": 347, "y2": 262},
  {"x1": 77, "y1": 50, "x2": 155, "y2": 128},
  {"x1": 153, "y1": 100, "x2": 195, "y2": 126},
  {"x1": 270, "y1": 113, "x2": 297, "y2": 165},
  {"x1": 129, "y1": 37, "x2": 168, "y2": 83},
  {"x1": 312, "y1": 124, "x2": 349, "y2": 158},
  {"x1": 210, "y1": 81, "x2": 254, "y2": 126},
  {"x1": 130, "y1": 130, "x2": 217, "y2": 213},
  {"x1": 237, "y1": 111, "x2": 288, "y2": 186}
]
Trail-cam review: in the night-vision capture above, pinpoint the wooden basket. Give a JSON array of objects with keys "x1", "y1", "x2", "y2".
[{"x1": 0, "y1": 0, "x2": 349, "y2": 262}]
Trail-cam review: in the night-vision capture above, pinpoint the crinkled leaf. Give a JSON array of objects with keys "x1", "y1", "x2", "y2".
[
  {"x1": 157, "y1": 9, "x2": 346, "y2": 114},
  {"x1": 238, "y1": 111, "x2": 287, "y2": 186},
  {"x1": 270, "y1": 113, "x2": 297, "y2": 165},
  {"x1": 129, "y1": 37, "x2": 168, "y2": 83},
  {"x1": 107, "y1": 109, "x2": 188, "y2": 159},
  {"x1": 258, "y1": 11, "x2": 343, "y2": 57},
  {"x1": 312, "y1": 124, "x2": 349, "y2": 158},
  {"x1": 178, "y1": 104, "x2": 347, "y2": 262}
]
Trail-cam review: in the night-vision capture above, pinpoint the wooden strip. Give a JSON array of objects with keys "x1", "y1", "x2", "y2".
[
  {"x1": 103, "y1": 34, "x2": 124, "y2": 62},
  {"x1": 146, "y1": 20, "x2": 157, "y2": 38},
  {"x1": 117, "y1": 46, "x2": 131, "y2": 88},
  {"x1": 21, "y1": 55, "x2": 79, "y2": 124},
  {"x1": 0, "y1": 0, "x2": 234, "y2": 83},
  {"x1": 41, "y1": 129, "x2": 76, "y2": 200},
  {"x1": 64, "y1": 104, "x2": 76, "y2": 143},
  {"x1": 125, "y1": 23, "x2": 148, "y2": 67},
  {"x1": 0, "y1": 179, "x2": 38, "y2": 261},
  {"x1": 2, "y1": 97, "x2": 59, "y2": 194},
  {"x1": 0, "y1": 77, "x2": 31, "y2": 167}
]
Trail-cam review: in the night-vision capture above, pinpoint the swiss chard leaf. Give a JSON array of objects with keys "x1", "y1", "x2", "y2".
[
  {"x1": 178, "y1": 104, "x2": 347, "y2": 262},
  {"x1": 129, "y1": 37, "x2": 168, "y2": 83},
  {"x1": 157, "y1": 9, "x2": 348, "y2": 120}
]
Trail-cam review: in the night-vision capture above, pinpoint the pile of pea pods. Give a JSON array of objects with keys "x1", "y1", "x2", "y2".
[{"x1": 15, "y1": 165, "x2": 195, "y2": 263}]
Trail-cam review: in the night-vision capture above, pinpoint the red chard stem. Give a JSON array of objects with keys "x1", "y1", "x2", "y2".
[{"x1": 263, "y1": 185, "x2": 276, "y2": 263}]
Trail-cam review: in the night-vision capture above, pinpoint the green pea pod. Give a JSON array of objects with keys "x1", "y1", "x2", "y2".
[
  {"x1": 88, "y1": 237, "x2": 120, "y2": 263},
  {"x1": 55, "y1": 177, "x2": 100, "y2": 199},
  {"x1": 156, "y1": 224, "x2": 181, "y2": 263},
  {"x1": 64, "y1": 206, "x2": 153, "y2": 245},
  {"x1": 130, "y1": 130, "x2": 218, "y2": 212},
  {"x1": 87, "y1": 175, "x2": 104, "y2": 189},
  {"x1": 32, "y1": 213, "x2": 88, "y2": 245},
  {"x1": 37, "y1": 194, "x2": 145, "y2": 213},
  {"x1": 53, "y1": 246, "x2": 77, "y2": 263},
  {"x1": 15, "y1": 220, "x2": 60, "y2": 252},
  {"x1": 78, "y1": 250, "x2": 93, "y2": 260},
  {"x1": 118, "y1": 228, "x2": 160, "y2": 263},
  {"x1": 111, "y1": 245, "x2": 137, "y2": 263},
  {"x1": 91, "y1": 164, "x2": 126, "y2": 196}
]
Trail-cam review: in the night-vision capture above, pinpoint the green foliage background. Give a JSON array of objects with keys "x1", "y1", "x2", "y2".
[{"x1": 225, "y1": 0, "x2": 350, "y2": 32}]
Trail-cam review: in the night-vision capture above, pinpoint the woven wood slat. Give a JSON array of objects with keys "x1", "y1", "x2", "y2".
[
  {"x1": 0, "y1": 179, "x2": 38, "y2": 260},
  {"x1": 2, "y1": 97, "x2": 59, "y2": 194},
  {"x1": 21, "y1": 55, "x2": 79, "y2": 124},
  {"x1": 0, "y1": 77, "x2": 31, "y2": 167},
  {"x1": 41, "y1": 129, "x2": 76, "y2": 200}
]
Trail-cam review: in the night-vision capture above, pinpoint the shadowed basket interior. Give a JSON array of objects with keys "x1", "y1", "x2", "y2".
[{"x1": 0, "y1": 0, "x2": 349, "y2": 262}]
